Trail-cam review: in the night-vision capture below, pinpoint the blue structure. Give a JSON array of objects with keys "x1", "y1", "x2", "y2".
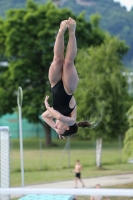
[{"x1": 19, "y1": 194, "x2": 74, "y2": 200}]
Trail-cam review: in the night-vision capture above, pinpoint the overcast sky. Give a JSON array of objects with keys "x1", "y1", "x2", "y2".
[{"x1": 114, "y1": 0, "x2": 133, "y2": 11}]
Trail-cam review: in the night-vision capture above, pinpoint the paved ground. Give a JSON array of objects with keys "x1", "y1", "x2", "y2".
[{"x1": 10, "y1": 173, "x2": 133, "y2": 199}]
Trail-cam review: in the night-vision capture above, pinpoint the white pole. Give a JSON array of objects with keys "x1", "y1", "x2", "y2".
[
  {"x1": 68, "y1": 137, "x2": 70, "y2": 167},
  {"x1": 17, "y1": 87, "x2": 24, "y2": 187},
  {"x1": 0, "y1": 126, "x2": 10, "y2": 200},
  {"x1": 0, "y1": 188, "x2": 133, "y2": 197}
]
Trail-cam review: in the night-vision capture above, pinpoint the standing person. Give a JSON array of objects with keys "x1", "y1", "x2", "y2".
[
  {"x1": 41, "y1": 17, "x2": 90, "y2": 139},
  {"x1": 72, "y1": 160, "x2": 85, "y2": 188},
  {"x1": 90, "y1": 184, "x2": 110, "y2": 200},
  {"x1": 90, "y1": 184, "x2": 102, "y2": 200}
]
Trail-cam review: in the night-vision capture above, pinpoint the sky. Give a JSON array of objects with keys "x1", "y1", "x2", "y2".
[{"x1": 114, "y1": 0, "x2": 133, "y2": 11}]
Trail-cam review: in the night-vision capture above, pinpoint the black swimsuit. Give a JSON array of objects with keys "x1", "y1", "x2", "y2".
[{"x1": 51, "y1": 80, "x2": 75, "y2": 116}]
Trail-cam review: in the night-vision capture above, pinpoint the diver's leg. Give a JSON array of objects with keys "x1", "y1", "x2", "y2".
[
  {"x1": 62, "y1": 17, "x2": 78, "y2": 94},
  {"x1": 48, "y1": 20, "x2": 68, "y2": 87}
]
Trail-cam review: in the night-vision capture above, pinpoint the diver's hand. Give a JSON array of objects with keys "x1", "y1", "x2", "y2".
[
  {"x1": 59, "y1": 134, "x2": 65, "y2": 140},
  {"x1": 54, "y1": 127, "x2": 65, "y2": 139},
  {"x1": 44, "y1": 95, "x2": 50, "y2": 109}
]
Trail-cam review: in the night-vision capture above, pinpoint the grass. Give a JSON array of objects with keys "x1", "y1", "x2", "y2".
[
  {"x1": 9, "y1": 137, "x2": 133, "y2": 187},
  {"x1": 5, "y1": 137, "x2": 133, "y2": 199}
]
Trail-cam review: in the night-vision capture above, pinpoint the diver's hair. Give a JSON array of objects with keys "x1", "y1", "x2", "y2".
[
  {"x1": 61, "y1": 121, "x2": 91, "y2": 137},
  {"x1": 77, "y1": 121, "x2": 91, "y2": 128},
  {"x1": 61, "y1": 123, "x2": 78, "y2": 137}
]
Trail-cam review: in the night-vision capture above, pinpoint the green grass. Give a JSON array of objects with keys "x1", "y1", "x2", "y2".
[
  {"x1": 9, "y1": 138, "x2": 133, "y2": 187},
  {"x1": 8, "y1": 137, "x2": 133, "y2": 200}
]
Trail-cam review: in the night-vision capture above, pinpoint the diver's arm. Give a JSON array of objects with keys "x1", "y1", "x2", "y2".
[
  {"x1": 44, "y1": 95, "x2": 76, "y2": 125},
  {"x1": 46, "y1": 106, "x2": 75, "y2": 126},
  {"x1": 41, "y1": 110, "x2": 56, "y2": 129}
]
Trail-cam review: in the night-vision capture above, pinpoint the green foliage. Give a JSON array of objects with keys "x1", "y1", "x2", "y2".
[
  {"x1": 0, "y1": 0, "x2": 133, "y2": 67},
  {"x1": 0, "y1": 18, "x2": 8, "y2": 73},
  {"x1": 123, "y1": 106, "x2": 133, "y2": 158},
  {"x1": 123, "y1": 128, "x2": 133, "y2": 158},
  {"x1": 75, "y1": 35, "x2": 130, "y2": 139},
  {"x1": 61, "y1": 0, "x2": 133, "y2": 68},
  {"x1": 90, "y1": 13, "x2": 101, "y2": 27},
  {"x1": 0, "y1": 0, "x2": 47, "y2": 17},
  {"x1": 126, "y1": 105, "x2": 133, "y2": 127}
]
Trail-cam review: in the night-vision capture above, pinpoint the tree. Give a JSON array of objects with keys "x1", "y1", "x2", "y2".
[
  {"x1": 75, "y1": 34, "x2": 130, "y2": 167},
  {"x1": 0, "y1": 0, "x2": 133, "y2": 67},
  {"x1": 0, "y1": 0, "x2": 105, "y2": 146},
  {"x1": 122, "y1": 105, "x2": 133, "y2": 159},
  {"x1": 0, "y1": 19, "x2": 7, "y2": 73}
]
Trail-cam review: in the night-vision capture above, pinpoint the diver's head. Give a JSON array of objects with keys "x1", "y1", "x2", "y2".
[{"x1": 54, "y1": 120, "x2": 69, "y2": 135}]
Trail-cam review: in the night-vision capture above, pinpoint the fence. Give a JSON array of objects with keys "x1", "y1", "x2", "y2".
[{"x1": 0, "y1": 112, "x2": 57, "y2": 139}]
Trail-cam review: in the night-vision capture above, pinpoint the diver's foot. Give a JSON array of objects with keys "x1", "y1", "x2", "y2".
[
  {"x1": 59, "y1": 20, "x2": 68, "y2": 34},
  {"x1": 68, "y1": 17, "x2": 76, "y2": 33}
]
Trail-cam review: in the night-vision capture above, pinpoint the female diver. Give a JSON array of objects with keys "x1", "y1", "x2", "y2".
[{"x1": 42, "y1": 17, "x2": 90, "y2": 139}]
